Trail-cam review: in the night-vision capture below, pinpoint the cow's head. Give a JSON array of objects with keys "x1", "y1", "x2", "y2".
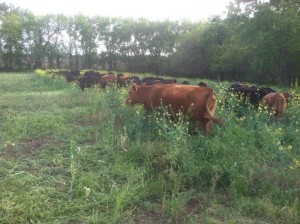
[{"x1": 126, "y1": 84, "x2": 139, "y2": 105}]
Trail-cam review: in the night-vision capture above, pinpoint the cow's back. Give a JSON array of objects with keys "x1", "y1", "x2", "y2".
[
  {"x1": 100, "y1": 74, "x2": 116, "y2": 88},
  {"x1": 147, "y1": 84, "x2": 212, "y2": 118}
]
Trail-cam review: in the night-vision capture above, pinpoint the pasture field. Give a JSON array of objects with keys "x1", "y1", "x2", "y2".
[{"x1": 1, "y1": 71, "x2": 300, "y2": 223}]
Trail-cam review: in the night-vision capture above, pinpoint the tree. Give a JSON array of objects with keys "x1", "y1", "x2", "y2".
[
  {"x1": 72, "y1": 14, "x2": 98, "y2": 69},
  {"x1": 66, "y1": 16, "x2": 80, "y2": 69},
  {"x1": 44, "y1": 15, "x2": 68, "y2": 69},
  {"x1": 239, "y1": 2, "x2": 300, "y2": 86},
  {"x1": 146, "y1": 20, "x2": 181, "y2": 74},
  {"x1": 95, "y1": 17, "x2": 132, "y2": 71},
  {"x1": 0, "y1": 4, "x2": 24, "y2": 69},
  {"x1": 23, "y1": 14, "x2": 67, "y2": 69},
  {"x1": 126, "y1": 18, "x2": 152, "y2": 73}
]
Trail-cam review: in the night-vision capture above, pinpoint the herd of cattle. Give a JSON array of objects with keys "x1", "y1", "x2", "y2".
[
  {"x1": 45, "y1": 69, "x2": 206, "y2": 90},
  {"x1": 45, "y1": 69, "x2": 294, "y2": 135}
]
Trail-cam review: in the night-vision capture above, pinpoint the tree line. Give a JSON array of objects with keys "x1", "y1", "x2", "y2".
[{"x1": 0, "y1": 0, "x2": 300, "y2": 86}]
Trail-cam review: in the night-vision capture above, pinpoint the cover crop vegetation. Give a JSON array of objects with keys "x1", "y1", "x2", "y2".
[{"x1": 0, "y1": 71, "x2": 300, "y2": 223}]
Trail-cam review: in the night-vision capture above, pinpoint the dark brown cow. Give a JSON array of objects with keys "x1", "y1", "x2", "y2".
[
  {"x1": 262, "y1": 93, "x2": 286, "y2": 121},
  {"x1": 126, "y1": 84, "x2": 223, "y2": 135}
]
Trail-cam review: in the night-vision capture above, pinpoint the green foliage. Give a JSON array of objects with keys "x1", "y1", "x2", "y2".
[
  {"x1": 1, "y1": 72, "x2": 300, "y2": 223},
  {"x1": 2, "y1": 1, "x2": 300, "y2": 86}
]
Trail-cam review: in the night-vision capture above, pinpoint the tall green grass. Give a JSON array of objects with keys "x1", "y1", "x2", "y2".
[{"x1": 0, "y1": 72, "x2": 300, "y2": 223}]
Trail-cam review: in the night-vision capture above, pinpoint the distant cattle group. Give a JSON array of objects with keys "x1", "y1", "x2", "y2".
[
  {"x1": 48, "y1": 69, "x2": 201, "y2": 91},
  {"x1": 228, "y1": 82, "x2": 276, "y2": 107},
  {"x1": 45, "y1": 70, "x2": 294, "y2": 134},
  {"x1": 228, "y1": 82, "x2": 292, "y2": 120}
]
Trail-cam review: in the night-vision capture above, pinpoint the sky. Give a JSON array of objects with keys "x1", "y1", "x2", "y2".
[{"x1": 3, "y1": 0, "x2": 232, "y2": 21}]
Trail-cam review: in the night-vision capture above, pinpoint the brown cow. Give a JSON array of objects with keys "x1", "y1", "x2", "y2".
[
  {"x1": 262, "y1": 93, "x2": 286, "y2": 121},
  {"x1": 126, "y1": 83, "x2": 223, "y2": 135},
  {"x1": 100, "y1": 73, "x2": 117, "y2": 89}
]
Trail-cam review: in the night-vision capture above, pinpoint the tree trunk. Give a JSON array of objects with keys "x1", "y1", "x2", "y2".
[{"x1": 279, "y1": 50, "x2": 291, "y2": 87}]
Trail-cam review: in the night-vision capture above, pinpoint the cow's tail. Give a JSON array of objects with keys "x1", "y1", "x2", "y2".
[
  {"x1": 275, "y1": 93, "x2": 286, "y2": 118},
  {"x1": 204, "y1": 88, "x2": 224, "y2": 126}
]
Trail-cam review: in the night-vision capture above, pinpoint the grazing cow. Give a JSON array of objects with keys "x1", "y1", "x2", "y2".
[
  {"x1": 141, "y1": 77, "x2": 176, "y2": 86},
  {"x1": 100, "y1": 73, "x2": 117, "y2": 88},
  {"x1": 116, "y1": 74, "x2": 133, "y2": 87},
  {"x1": 229, "y1": 83, "x2": 276, "y2": 107},
  {"x1": 262, "y1": 93, "x2": 286, "y2": 121},
  {"x1": 83, "y1": 70, "x2": 100, "y2": 77},
  {"x1": 66, "y1": 73, "x2": 76, "y2": 82},
  {"x1": 117, "y1": 74, "x2": 142, "y2": 87},
  {"x1": 126, "y1": 84, "x2": 223, "y2": 135},
  {"x1": 229, "y1": 82, "x2": 249, "y2": 89},
  {"x1": 258, "y1": 87, "x2": 276, "y2": 99},
  {"x1": 116, "y1": 74, "x2": 126, "y2": 87},
  {"x1": 143, "y1": 79, "x2": 177, "y2": 86},
  {"x1": 65, "y1": 69, "x2": 81, "y2": 82},
  {"x1": 198, "y1": 81, "x2": 208, "y2": 87},
  {"x1": 70, "y1": 69, "x2": 80, "y2": 77},
  {"x1": 142, "y1": 77, "x2": 165, "y2": 82},
  {"x1": 182, "y1": 80, "x2": 190, "y2": 85},
  {"x1": 76, "y1": 74, "x2": 102, "y2": 91},
  {"x1": 127, "y1": 76, "x2": 143, "y2": 85}
]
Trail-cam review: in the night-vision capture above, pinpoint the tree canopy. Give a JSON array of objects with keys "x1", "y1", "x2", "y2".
[{"x1": 0, "y1": 1, "x2": 300, "y2": 86}]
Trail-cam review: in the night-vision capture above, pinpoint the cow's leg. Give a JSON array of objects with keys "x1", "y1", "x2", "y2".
[
  {"x1": 204, "y1": 120, "x2": 213, "y2": 136},
  {"x1": 196, "y1": 119, "x2": 212, "y2": 136}
]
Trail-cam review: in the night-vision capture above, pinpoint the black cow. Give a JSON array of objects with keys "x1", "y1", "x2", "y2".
[
  {"x1": 116, "y1": 74, "x2": 143, "y2": 87},
  {"x1": 229, "y1": 83, "x2": 276, "y2": 107},
  {"x1": 128, "y1": 76, "x2": 143, "y2": 85},
  {"x1": 142, "y1": 77, "x2": 165, "y2": 82},
  {"x1": 76, "y1": 74, "x2": 102, "y2": 91},
  {"x1": 182, "y1": 80, "x2": 190, "y2": 85},
  {"x1": 83, "y1": 70, "x2": 101, "y2": 77},
  {"x1": 198, "y1": 81, "x2": 208, "y2": 87},
  {"x1": 65, "y1": 69, "x2": 81, "y2": 82},
  {"x1": 70, "y1": 69, "x2": 80, "y2": 77},
  {"x1": 116, "y1": 74, "x2": 127, "y2": 87},
  {"x1": 141, "y1": 77, "x2": 177, "y2": 86}
]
